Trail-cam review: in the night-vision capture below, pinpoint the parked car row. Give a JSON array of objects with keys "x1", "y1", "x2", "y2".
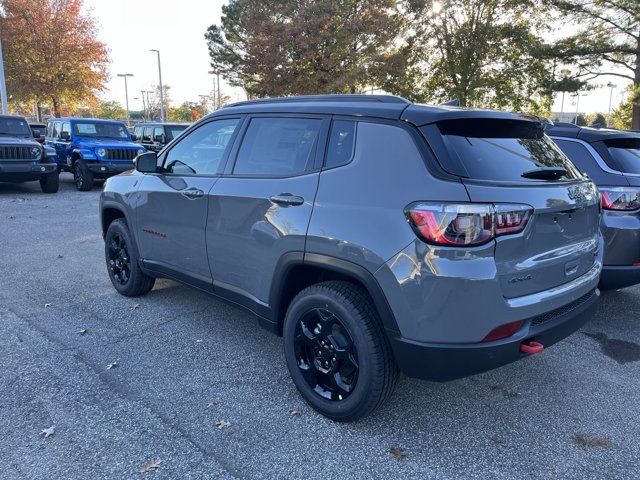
[{"x1": 97, "y1": 94, "x2": 640, "y2": 421}]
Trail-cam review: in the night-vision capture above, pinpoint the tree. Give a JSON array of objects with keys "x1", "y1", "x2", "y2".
[
  {"x1": 0, "y1": 0, "x2": 109, "y2": 117},
  {"x1": 145, "y1": 85, "x2": 171, "y2": 121},
  {"x1": 545, "y1": 0, "x2": 640, "y2": 129},
  {"x1": 610, "y1": 84, "x2": 639, "y2": 130},
  {"x1": 168, "y1": 102, "x2": 207, "y2": 122},
  {"x1": 575, "y1": 113, "x2": 588, "y2": 126},
  {"x1": 587, "y1": 112, "x2": 607, "y2": 126},
  {"x1": 94, "y1": 100, "x2": 126, "y2": 120},
  {"x1": 205, "y1": 0, "x2": 404, "y2": 97},
  {"x1": 375, "y1": 0, "x2": 554, "y2": 113}
]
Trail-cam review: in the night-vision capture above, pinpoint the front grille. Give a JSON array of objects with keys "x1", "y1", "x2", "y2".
[
  {"x1": 530, "y1": 289, "x2": 597, "y2": 327},
  {"x1": 105, "y1": 148, "x2": 137, "y2": 161},
  {"x1": 0, "y1": 145, "x2": 34, "y2": 160}
]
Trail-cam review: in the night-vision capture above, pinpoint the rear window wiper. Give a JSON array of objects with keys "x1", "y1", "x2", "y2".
[{"x1": 521, "y1": 167, "x2": 567, "y2": 180}]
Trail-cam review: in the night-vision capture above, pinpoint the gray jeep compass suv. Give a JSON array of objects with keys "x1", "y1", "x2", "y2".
[
  {"x1": 100, "y1": 95, "x2": 602, "y2": 421},
  {"x1": 547, "y1": 122, "x2": 640, "y2": 290}
]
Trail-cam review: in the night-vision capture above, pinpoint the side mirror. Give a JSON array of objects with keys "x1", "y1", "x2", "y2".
[
  {"x1": 135, "y1": 151, "x2": 158, "y2": 173},
  {"x1": 60, "y1": 132, "x2": 71, "y2": 141},
  {"x1": 154, "y1": 133, "x2": 165, "y2": 144},
  {"x1": 131, "y1": 133, "x2": 138, "y2": 141},
  {"x1": 32, "y1": 129, "x2": 41, "y2": 138}
]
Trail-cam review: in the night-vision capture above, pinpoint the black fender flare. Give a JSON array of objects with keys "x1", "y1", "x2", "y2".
[{"x1": 268, "y1": 252, "x2": 400, "y2": 334}]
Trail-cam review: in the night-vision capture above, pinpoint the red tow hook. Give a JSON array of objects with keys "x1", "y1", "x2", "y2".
[{"x1": 520, "y1": 340, "x2": 544, "y2": 355}]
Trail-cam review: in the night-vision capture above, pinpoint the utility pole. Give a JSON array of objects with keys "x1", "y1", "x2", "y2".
[
  {"x1": 150, "y1": 49, "x2": 165, "y2": 121},
  {"x1": 0, "y1": 35, "x2": 9, "y2": 115},
  {"x1": 140, "y1": 90, "x2": 147, "y2": 120},
  {"x1": 560, "y1": 91, "x2": 565, "y2": 117},
  {"x1": 607, "y1": 82, "x2": 617, "y2": 127},
  {"x1": 208, "y1": 70, "x2": 222, "y2": 109},
  {"x1": 117, "y1": 73, "x2": 133, "y2": 124}
]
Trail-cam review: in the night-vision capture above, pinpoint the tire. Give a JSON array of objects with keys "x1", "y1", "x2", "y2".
[
  {"x1": 74, "y1": 160, "x2": 94, "y2": 191},
  {"x1": 105, "y1": 218, "x2": 155, "y2": 297},
  {"x1": 39, "y1": 170, "x2": 59, "y2": 193},
  {"x1": 283, "y1": 281, "x2": 399, "y2": 422}
]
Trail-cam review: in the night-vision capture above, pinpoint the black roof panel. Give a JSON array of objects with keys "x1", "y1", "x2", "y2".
[{"x1": 546, "y1": 124, "x2": 640, "y2": 142}]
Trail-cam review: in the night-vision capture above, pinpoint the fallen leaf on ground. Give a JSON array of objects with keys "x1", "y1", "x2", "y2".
[
  {"x1": 288, "y1": 408, "x2": 300, "y2": 416},
  {"x1": 40, "y1": 426, "x2": 55, "y2": 438},
  {"x1": 8, "y1": 215, "x2": 15, "y2": 219},
  {"x1": 206, "y1": 402, "x2": 218, "y2": 408},
  {"x1": 571, "y1": 434, "x2": 613, "y2": 449},
  {"x1": 106, "y1": 362, "x2": 118, "y2": 370},
  {"x1": 216, "y1": 420, "x2": 231, "y2": 429},
  {"x1": 390, "y1": 447, "x2": 406, "y2": 460},
  {"x1": 346, "y1": 430, "x2": 354, "y2": 437},
  {"x1": 139, "y1": 458, "x2": 161, "y2": 473},
  {"x1": 56, "y1": 255, "x2": 64, "y2": 259},
  {"x1": 76, "y1": 329, "x2": 88, "y2": 335},
  {"x1": 131, "y1": 304, "x2": 141, "y2": 310},
  {"x1": 490, "y1": 435, "x2": 505, "y2": 444},
  {"x1": 44, "y1": 303, "x2": 52, "y2": 308}
]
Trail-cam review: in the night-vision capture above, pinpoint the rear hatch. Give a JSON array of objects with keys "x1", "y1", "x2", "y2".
[{"x1": 422, "y1": 118, "x2": 600, "y2": 298}]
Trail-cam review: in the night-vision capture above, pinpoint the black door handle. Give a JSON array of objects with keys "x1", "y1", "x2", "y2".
[
  {"x1": 182, "y1": 187, "x2": 205, "y2": 200},
  {"x1": 269, "y1": 193, "x2": 304, "y2": 206}
]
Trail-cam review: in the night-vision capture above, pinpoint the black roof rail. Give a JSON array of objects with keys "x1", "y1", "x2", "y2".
[
  {"x1": 440, "y1": 99, "x2": 460, "y2": 107},
  {"x1": 551, "y1": 121, "x2": 580, "y2": 129},
  {"x1": 223, "y1": 94, "x2": 411, "y2": 109}
]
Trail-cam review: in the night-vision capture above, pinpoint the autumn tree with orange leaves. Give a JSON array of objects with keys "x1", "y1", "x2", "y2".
[{"x1": 0, "y1": 0, "x2": 109, "y2": 117}]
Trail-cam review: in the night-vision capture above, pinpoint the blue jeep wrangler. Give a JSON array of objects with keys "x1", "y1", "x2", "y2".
[
  {"x1": 0, "y1": 115, "x2": 59, "y2": 193},
  {"x1": 45, "y1": 118, "x2": 145, "y2": 191}
]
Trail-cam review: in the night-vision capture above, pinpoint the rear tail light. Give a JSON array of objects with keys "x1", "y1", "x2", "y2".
[
  {"x1": 599, "y1": 187, "x2": 640, "y2": 211},
  {"x1": 405, "y1": 203, "x2": 532, "y2": 246}
]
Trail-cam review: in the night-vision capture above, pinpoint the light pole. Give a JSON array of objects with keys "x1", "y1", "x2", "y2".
[
  {"x1": 0, "y1": 35, "x2": 8, "y2": 115},
  {"x1": 150, "y1": 49, "x2": 165, "y2": 121},
  {"x1": 117, "y1": 73, "x2": 133, "y2": 124},
  {"x1": 208, "y1": 70, "x2": 221, "y2": 110},
  {"x1": 140, "y1": 90, "x2": 147, "y2": 120},
  {"x1": 607, "y1": 82, "x2": 617, "y2": 127},
  {"x1": 573, "y1": 93, "x2": 587, "y2": 124}
]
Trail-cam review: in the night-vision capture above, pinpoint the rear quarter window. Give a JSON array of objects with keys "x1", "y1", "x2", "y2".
[
  {"x1": 605, "y1": 138, "x2": 640, "y2": 174},
  {"x1": 426, "y1": 119, "x2": 582, "y2": 182}
]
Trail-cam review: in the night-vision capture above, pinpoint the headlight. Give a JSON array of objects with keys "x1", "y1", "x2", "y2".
[
  {"x1": 31, "y1": 146, "x2": 41, "y2": 158},
  {"x1": 96, "y1": 148, "x2": 107, "y2": 157},
  {"x1": 137, "y1": 149, "x2": 145, "y2": 156}
]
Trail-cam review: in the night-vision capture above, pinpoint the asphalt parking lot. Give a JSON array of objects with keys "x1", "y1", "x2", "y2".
[{"x1": 1, "y1": 174, "x2": 639, "y2": 479}]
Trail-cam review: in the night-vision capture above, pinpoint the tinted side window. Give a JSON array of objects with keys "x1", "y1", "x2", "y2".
[
  {"x1": 233, "y1": 117, "x2": 321, "y2": 176},
  {"x1": 153, "y1": 127, "x2": 164, "y2": 141},
  {"x1": 325, "y1": 120, "x2": 356, "y2": 168},
  {"x1": 605, "y1": 138, "x2": 640, "y2": 174},
  {"x1": 46, "y1": 122, "x2": 53, "y2": 137},
  {"x1": 133, "y1": 126, "x2": 144, "y2": 139},
  {"x1": 164, "y1": 118, "x2": 239, "y2": 175},
  {"x1": 143, "y1": 127, "x2": 153, "y2": 142},
  {"x1": 61, "y1": 122, "x2": 70, "y2": 136},
  {"x1": 53, "y1": 122, "x2": 61, "y2": 138},
  {"x1": 554, "y1": 140, "x2": 601, "y2": 178}
]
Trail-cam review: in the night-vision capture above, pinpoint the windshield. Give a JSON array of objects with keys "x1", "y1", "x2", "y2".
[
  {"x1": 73, "y1": 121, "x2": 130, "y2": 140},
  {"x1": 432, "y1": 119, "x2": 582, "y2": 182},
  {"x1": 0, "y1": 117, "x2": 31, "y2": 136},
  {"x1": 166, "y1": 126, "x2": 187, "y2": 140},
  {"x1": 606, "y1": 138, "x2": 640, "y2": 175}
]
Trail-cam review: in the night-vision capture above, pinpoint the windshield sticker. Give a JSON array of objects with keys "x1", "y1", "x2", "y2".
[{"x1": 77, "y1": 124, "x2": 97, "y2": 134}]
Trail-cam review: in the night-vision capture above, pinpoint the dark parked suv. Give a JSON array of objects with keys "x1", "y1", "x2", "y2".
[
  {"x1": 547, "y1": 123, "x2": 640, "y2": 290},
  {"x1": 0, "y1": 115, "x2": 59, "y2": 193},
  {"x1": 132, "y1": 122, "x2": 189, "y2": 152},
  {"x1": 100, "y1": 95, "x2": 602, "y2": 421}
]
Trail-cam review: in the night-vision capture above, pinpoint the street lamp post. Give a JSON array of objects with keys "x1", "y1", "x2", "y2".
[
  {"x1": 140, "y1": 90, "x2": 147, "y2": 120},
  {"x1": 150, "y1": 50, "x2": 165, "y2": 121},
  {"x1": 0, "y1": 35, "x2": 9, "y2": 115},
  {"x1": 208, "y1": 70, "x2": 221, "y2": 110},
  {"x1": 607, "y1": 82, "x2": 617, "y2": 127},
  {"x1": 573, "y1": 93, "x2": 587, "y2": 124},
  {"x1": 117, "y1": 73, "x2": 133, "y2": 124}
]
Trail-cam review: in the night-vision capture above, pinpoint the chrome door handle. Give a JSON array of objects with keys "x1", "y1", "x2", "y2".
[
  {"x1": 182, "y1": 187, "x2": 205, "y2": 200},
  {"x1": 269, "y1": 194, "x2": 304, "y2": 206}
]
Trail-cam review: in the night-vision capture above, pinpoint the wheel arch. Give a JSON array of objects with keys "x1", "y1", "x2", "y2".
[
  {"x1": 101, "y1": 202, "x2": 130, "y2": 238},
  {"x1": 269, "y1": 252, "x2": 401, "y2": 336}
]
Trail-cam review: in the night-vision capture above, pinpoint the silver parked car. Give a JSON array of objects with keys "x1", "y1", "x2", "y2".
[{"x1": 100, "y1": 95, "x2": 602, "y2": 421}]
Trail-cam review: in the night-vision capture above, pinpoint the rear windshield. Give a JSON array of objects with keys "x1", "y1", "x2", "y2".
[
  {"x1": 433, "y1": 119, "x2": 582, "y2": 182},
  {"x1": 605, "y1": 138, "x2": 640, "y2": 174}
]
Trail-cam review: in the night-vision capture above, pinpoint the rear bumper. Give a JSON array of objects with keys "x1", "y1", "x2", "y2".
[
  {"x1": 599, "y1": 266, "x2": 640, "y2": 290},
  {"x1": 0, "y1": 162, "x2": 57, "y2": 181},
  {"x1": 86, "y1": 162, "x2": 134, "y2": 177},
  {"x1": 391, "y1": 288, "x2": 599, "y2": 381}
]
